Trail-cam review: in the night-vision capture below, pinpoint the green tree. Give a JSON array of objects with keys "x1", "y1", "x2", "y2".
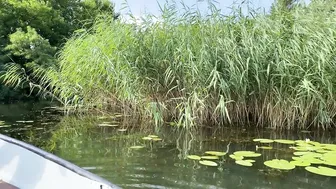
[{"x1": 0, "y1": 0, "x2": 117, "y2": 101}]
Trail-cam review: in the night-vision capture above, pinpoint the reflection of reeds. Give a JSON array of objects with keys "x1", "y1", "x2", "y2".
[
  {"x1": 5, "y1": 1, "x2": 336, "y2": 130},
  {"x1": 39, "y1": 115, "x2": 336, "y2": 187}
]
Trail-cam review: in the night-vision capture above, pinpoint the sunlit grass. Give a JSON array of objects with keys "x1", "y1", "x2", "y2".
[{"x1": 2, "y1": 0, "x2": 336, "y2": 129}]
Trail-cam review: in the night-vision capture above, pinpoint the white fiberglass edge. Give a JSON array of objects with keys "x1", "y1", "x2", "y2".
[{"x1": 0, "y1": 134, "x2": 120, "y2": 189}]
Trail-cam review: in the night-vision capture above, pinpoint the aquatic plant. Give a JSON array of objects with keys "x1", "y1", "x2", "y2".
[
  {"x1": 305, "y1": 166, "x2": 336, "y2": 177},
  {"x1": 129, "y1": 146, "x2": 145, "y2": 149},
  {"x1": 235, "y1": 160, "x2": 253, "y2": 167},
  {"x1": 233, "y1": 151, "x2": 261, "y2": 157},
  {"x1": 199, "y1": 160, "x2": 218, "y2": 167},
  {"x1": 229, "y1": 154, "x2": 244, "y2": 160},
  {"x1": 204, "y1": 151, "x2": 227, "y2": 156},
  {"x1": 264, "y1": 159, "x2": 296, "y2": 170},
  {"x1": 187, "y1": 155, "x2": 201, "y2": 160},
  {"x1": 201, "y1": 156, "x2": 219, "y2": 160},
  {"x1": 3, "y1": 0, "x2": 336, "y2": 130}
]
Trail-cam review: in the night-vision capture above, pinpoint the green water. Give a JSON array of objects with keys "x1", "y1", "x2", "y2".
[{"x1": 1, "y1": 103, "x2": 336, "y2": 189}]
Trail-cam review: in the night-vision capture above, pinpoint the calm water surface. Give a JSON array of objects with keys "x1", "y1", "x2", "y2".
[{"x1": 0, "y1": 103, "x2": 336, "y2": 189}]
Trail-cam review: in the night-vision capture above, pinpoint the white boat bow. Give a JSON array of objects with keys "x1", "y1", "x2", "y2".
[{"x1": 0, "y1": 134, "x2": 121, "y2": 189}]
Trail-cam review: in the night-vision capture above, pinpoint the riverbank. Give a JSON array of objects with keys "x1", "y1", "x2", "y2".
[{"x1": 3, "y1": 0, "x2": 336, "y2": 130}]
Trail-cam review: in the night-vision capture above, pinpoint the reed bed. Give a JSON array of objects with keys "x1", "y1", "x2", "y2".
[{"x1": 3, "y1": 0, "x2": 336, "y2": 129}]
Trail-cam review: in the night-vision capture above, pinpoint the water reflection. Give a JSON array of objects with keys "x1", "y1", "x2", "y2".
[{"x1": 0, "y1": 103, "x2": 336, "y2": 189}]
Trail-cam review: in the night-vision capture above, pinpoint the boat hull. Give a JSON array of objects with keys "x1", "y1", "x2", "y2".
[{"x1": 0, "y1": 134, "x2": 120, "y2": 189}]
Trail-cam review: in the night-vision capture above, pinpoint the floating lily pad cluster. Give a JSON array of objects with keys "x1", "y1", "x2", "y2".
[
  {"x1": 129, "y1": 134, "x2": 163, "y2": 149},
  {"x1": 132, "y1": 134, "x2": 336, "y2": 177},
  {"x1": 253, "y1": 138, "x2": 336, "y2": 177},
  {"x1": 187, "y1": 151, "x2": 227, "y2": 167},
  {"x1": 229, "y1": 151, "x2": 261, "y2": 167}
]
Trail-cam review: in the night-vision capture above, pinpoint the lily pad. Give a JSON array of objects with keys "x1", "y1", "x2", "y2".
[
  {"x1": 205, "y1": 151, "x2": 227, "y2": 156},
  {"x1": 322, "y1": 152, "x2": 336, "y2": 161},
  {"x1": 316, "y1": 150, "x2": 331, "y2": 154},
  {"x1": 259, "y1": 139, "x2": 274, "y2": 143},
  {"x1": 274, "y1": 139, "x2": 295, "y2": 144},
  {"x1": 234, "y1": 151, "x2": 255, "y2": 156},
  {"x1": 300, "y1": 130, "x2": 311, "y2": 133},
  {"x1": 296, "y1": 143, "x2": 313, "y2": 147},
  {"x1": 295, "y1": 157, "x2": 324, "y2": 164},
  {"x1": 117, "y1": 128, "x2": 127, "y2": 132},
  {"x1": 256, "y1": 146, "x2": 273, "y2": 150},
  {"x1": 243, "y1": 153, "x2": 262, "y2": 157},
  {"x1": 233, "y1": 151, "x2": 261, "y2": 157},
  {"x1": 264, "y1": 159, "x2": 295, "y2": 170},
  {"x1": 187, "y1": 155, "x2": 201, "y2": 160},
  {"x1": 235, "y1": 160, "x2": 253, "y2": 167},
  {"x1": 293, "y1": 151, "x2": 310, "y2": 156},
  {"x1": 245, "y1": 159, "x2": 256, "y2": 163},
  {"x1": 308, "y1": 141, "x2": 321, "y2": 146},
  {"x1": 301, "y1": 152, "x2": 322, "y2": 158},
  {"x1": 305, "y1": 166, "x2": 336, "y2": 177},
  {"x1": 199, "y1": 160, "x2": 218, "y2": 167},
  {"x1": 291, "y1": 146, "x2": 319, "y2": 151},
  {"x1": 323, "y1": 161, "x2": 336, "y2": 167},
  {"x1": 129, "y1": 146, "x2": 145, "y2": 149},
  {"x1": 290, "y1": 160, "x2": 311, "y2": 167},
  {"x1": 152, "y1": 138, "x2": 162, "y2": 141},
  {"x1": 229, "y1": 154, "x2": 244, "y2": 160},
  {"x1": 321, "y1": 144, "x2": 336, "y2": 151},
  {"x1": 201, "y1": 156, "x2": 219, "y2": 160},
  {"x1": 253, "y1": 138, "x2": 270, "y2": 142}
]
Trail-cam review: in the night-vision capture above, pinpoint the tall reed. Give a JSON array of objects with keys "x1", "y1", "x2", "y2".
[{"x1": 2, "y1": 0, "x2": 336, "y2": 129}]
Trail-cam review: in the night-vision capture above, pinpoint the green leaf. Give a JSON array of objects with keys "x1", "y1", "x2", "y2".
[
  {"x1": 233, "y1": 151, "x2": 261, "y2": 157},
  {"x1": 257, "y1": 146, "x2": 273, "y2": 150},
  {"x1": 129, "y1": 146, "x2": 145, "y2": 149},
  {"x1": 264, "y1": 159, "x2": 295, "y2": 170},
  {"x1": 187, "y1": 155, "x2": 201, "y2": 160},
  {"x1": 199, "y1": 160, "x2": 218, "y2": 167},
  {"x1": 245, "y1": 159, "x2": 256, "y2": 163},
  {"x1": 305, "y1": 166, "x2": 336, "y2": 177},
  {"x1": 253, "y1": 139, "x2": 274, "y2": 143},
  {"x1": 235, "y1": 160, "x2": 253, "y2": 167},
  {"x1": 152, "y1": 138, "x2": 162, "y2": 141},
  {"x1": 201, "y1": 156, "x2": 219, "y2": 160},
  {"x1": 274, "y1": 139, "x2": 295, "y2": 144},
  {"x1": 229, "y1": 154, "x2": 244, "y2": 160},
  {"x1": 233, "y1": 151, "x2": 255, "y2": 156},
  {"x1": 290, "y1": 160, "x2": 311, "y2": 167},
  {"x1": 204, "y1": 151, "x2": 227, "y2": 156},
  {"x1": 293, "y1": 151, "x2": 310, "y2": 156}
]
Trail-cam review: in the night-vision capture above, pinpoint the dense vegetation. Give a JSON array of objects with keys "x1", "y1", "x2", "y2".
[
  {"x1": 0, "y1": 0, "x2": 117, "y2": 101},
  {"x1": 2, "y1": 0, "x2": 336, "y2": 130}
]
